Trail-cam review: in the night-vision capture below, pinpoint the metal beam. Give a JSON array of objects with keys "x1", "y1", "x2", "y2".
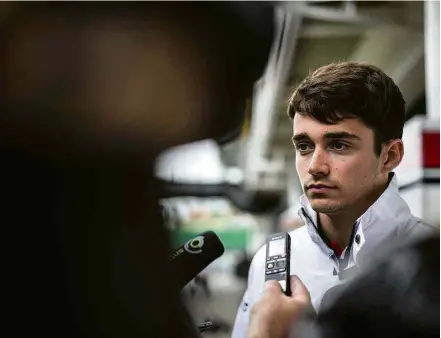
[
  {"x1": 243, "y1": 6, "x2": 303, "y2": 189},
  {"x1": 299, "y1": 23, "x2": 365, "y2": 38},
  {"x1": 424, "y1": 0, "x2": 440, "y2": 121},
  {"x1": 283, "y1": 1, "x2": 421, "y2": 31}
]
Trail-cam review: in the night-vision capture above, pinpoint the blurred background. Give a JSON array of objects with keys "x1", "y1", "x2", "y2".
[{"x1": 156, "y1": 2, "x2": 440, "y2": 337}]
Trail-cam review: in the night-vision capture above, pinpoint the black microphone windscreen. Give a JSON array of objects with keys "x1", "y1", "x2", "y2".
[{"x1": 170, "y1": 231, "x2": 225, "y2": 290}]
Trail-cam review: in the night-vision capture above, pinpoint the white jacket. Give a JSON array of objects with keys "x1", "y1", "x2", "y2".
[{"x1": 231, "y1": 174, "x2": 433, "y2": 338}]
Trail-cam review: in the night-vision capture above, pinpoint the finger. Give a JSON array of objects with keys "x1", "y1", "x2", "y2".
[
  {"x1": 264, "y1": 280, "x2": 283, "y2": 294},
  {"x1": 290, "y1": 275, "x2": 311, "y2": 304}
]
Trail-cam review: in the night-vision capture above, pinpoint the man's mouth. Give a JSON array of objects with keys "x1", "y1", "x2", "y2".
[{"x1": 307, "y1": 184, "x2": 335, "y2": 191}]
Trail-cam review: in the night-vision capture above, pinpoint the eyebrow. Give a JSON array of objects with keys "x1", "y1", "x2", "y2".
[{"x1": 292, "y1": 131, "x2": 361, "y2": 144}]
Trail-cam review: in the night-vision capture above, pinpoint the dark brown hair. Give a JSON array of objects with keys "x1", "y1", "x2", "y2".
[{"x1": 287, "y1": 61, "x2": 405, "y2": 155}]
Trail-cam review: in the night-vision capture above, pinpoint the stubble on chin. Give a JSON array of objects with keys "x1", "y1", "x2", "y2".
[{"x1": 308, "y1": 196, "x2": 345, "y2": 215}]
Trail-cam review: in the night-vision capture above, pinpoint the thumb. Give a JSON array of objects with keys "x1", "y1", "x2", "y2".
[
  {"x1": 290, "y1": 275, "x2": 310, "y2": 304},
  {"x1": 264, "y1": 279, "x2": 283, "y2": 294}
]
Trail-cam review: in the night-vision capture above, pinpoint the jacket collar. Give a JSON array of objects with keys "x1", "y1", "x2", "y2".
[{"x1": 297, "y1": 173, "x2": 415, "y2": 261}]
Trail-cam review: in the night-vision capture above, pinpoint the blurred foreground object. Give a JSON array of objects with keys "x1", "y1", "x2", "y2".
[
  {"x1": 0, "y1": 2, "x2": 274, "y2": 337},
  {"x1": 312, "y1": 234, "x2": 440, "y2": 338}
]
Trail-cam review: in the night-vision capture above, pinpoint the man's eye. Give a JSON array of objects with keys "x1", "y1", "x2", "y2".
[
  {"x1": 296, "y1": 143, "x2": 313, "y2": 153},
  {"x1": 329, "y1": 142, "x2": 348, "y2": 151}
]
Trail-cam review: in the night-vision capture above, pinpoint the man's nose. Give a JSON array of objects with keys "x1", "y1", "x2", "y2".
[{"x1": 308, "y1": 148, "x2": 330, "y2": 177}]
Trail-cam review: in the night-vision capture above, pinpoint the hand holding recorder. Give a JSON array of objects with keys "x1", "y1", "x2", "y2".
[{"x1": 247, "y1": 275, "x2": 311, "y2": 338}]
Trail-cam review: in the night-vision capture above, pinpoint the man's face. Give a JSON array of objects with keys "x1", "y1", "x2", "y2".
[{"x1": 292, "y1": 114, "x2": 385, "y2": 215}]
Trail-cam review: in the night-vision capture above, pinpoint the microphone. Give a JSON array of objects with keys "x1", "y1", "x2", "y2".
[{"x1": 170, "y1": 231, "x2": 225, "y2": 290}]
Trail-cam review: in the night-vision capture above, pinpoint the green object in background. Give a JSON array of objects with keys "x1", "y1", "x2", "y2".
[{"x1": 172, "y1": 228, "x2": 251, "y2": 250}]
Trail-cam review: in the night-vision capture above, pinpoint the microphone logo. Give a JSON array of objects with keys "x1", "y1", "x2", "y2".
[{"x1": 184, "y1": 236, "x2": 205, "y2": 254}]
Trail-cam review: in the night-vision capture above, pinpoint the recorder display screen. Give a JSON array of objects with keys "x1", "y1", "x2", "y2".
[{"x1": 269, "y1": 239, "x2": 285, "y2": 257}]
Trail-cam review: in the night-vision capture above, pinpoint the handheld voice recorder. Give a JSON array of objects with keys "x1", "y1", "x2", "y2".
[{"x1": 265, "y1": 232, "x2": 291, "y2": 295}]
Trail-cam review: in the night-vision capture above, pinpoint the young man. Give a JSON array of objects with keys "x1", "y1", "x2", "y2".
[{"x1": 231, "y1": 61, "x2": 434, "y2": 338}]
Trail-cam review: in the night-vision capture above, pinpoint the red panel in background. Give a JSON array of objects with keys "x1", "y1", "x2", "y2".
[{"x1": 422, "y1": 131, "x2": 440, "y2": 168}]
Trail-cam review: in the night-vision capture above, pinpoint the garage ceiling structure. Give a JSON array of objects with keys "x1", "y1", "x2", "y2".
[{"x1": 243, "y1": 1, "x2": 426, "y2": 193}]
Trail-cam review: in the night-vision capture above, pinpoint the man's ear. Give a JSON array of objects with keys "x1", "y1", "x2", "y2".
[{"x1": 380, "y1": 139, "x2": 404, "y2": 173}]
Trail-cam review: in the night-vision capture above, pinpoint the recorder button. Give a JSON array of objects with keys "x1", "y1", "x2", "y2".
[{"x1": 276, "y1": 260, "x2": 285, "y2": 268}]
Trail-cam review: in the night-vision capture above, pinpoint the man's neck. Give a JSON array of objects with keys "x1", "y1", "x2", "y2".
[
  {"x1": 318, "y1": 177, "x2": 391, "y2": 249},
  {"x1": 318, "y1": 212, "x2": 356, "y2": 249}
]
